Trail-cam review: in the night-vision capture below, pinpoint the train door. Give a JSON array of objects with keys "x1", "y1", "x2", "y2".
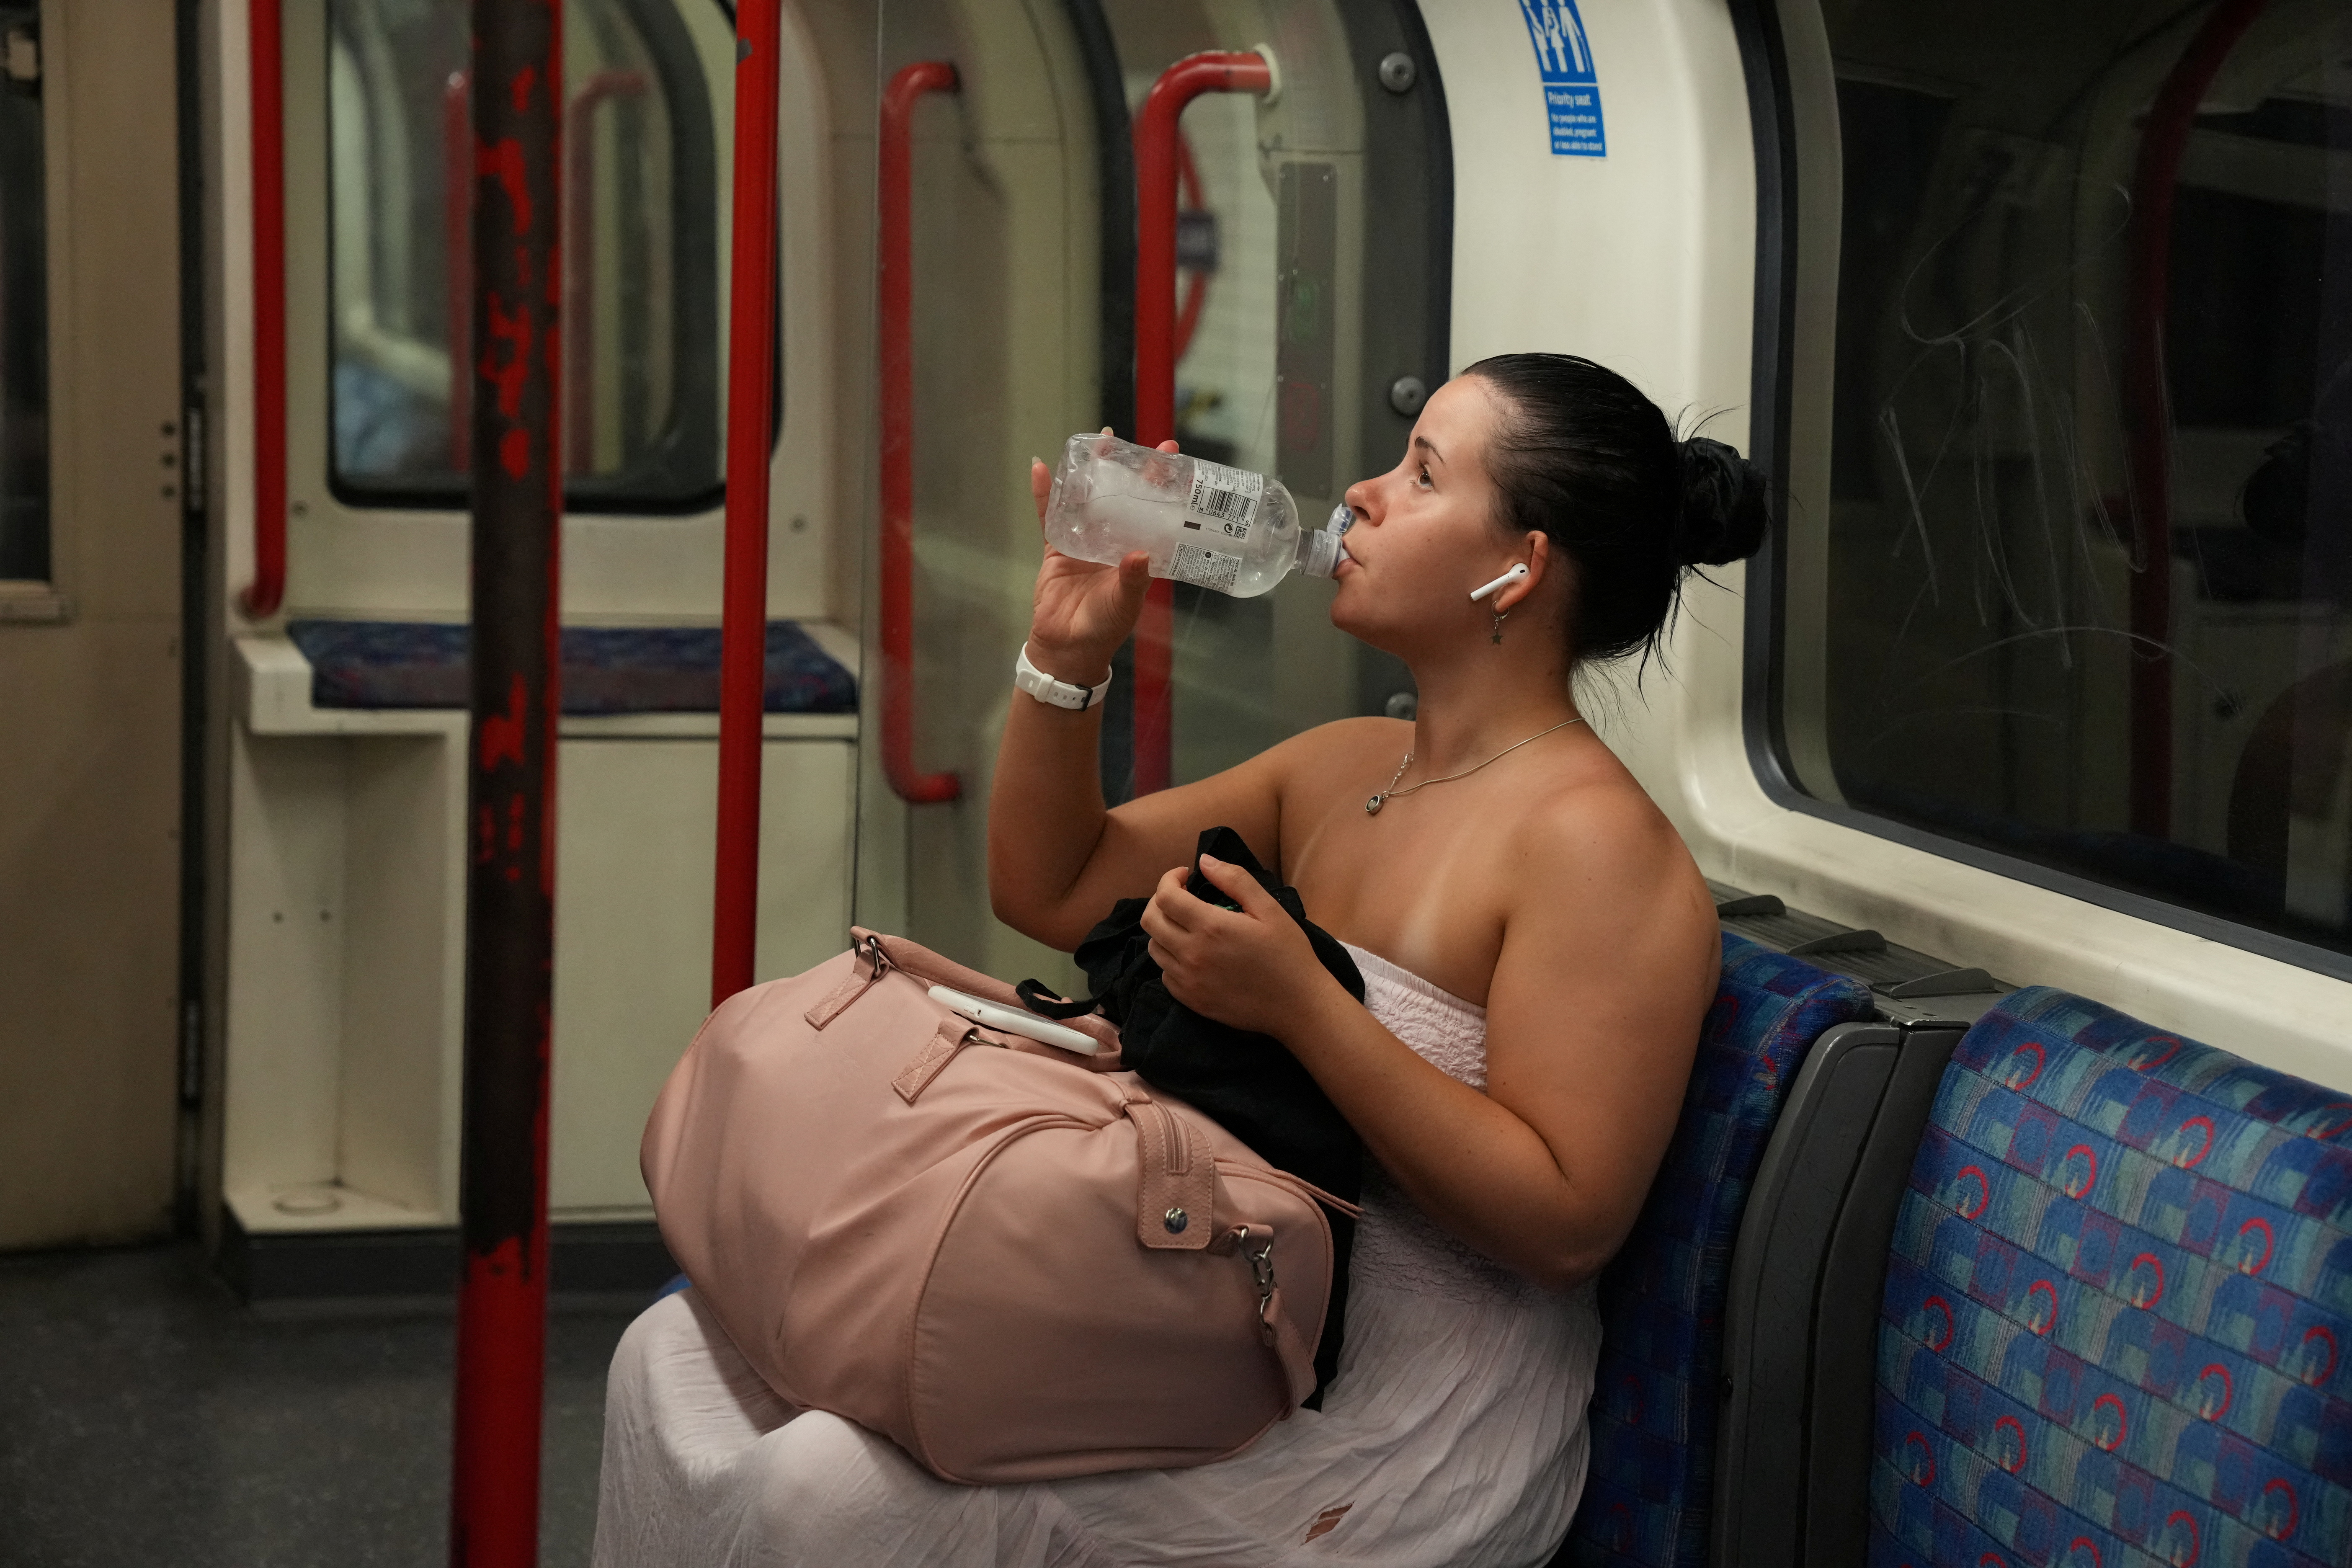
[
  {"x1": 858, "y1": 0, "x2": 1447, "y2": 973},
  {"x1": 0, "y1": 3, "x2": 186, "y2": 1249}
]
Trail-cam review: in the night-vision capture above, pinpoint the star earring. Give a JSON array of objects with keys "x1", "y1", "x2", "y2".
[{"x1": 1470, "y1": 563, "x2": 1527, "y2": 649}]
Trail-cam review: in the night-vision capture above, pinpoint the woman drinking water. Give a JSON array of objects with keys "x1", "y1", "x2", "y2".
[{"x1": 594, "y1": 352, "x2": 1769, "y2": 1567}]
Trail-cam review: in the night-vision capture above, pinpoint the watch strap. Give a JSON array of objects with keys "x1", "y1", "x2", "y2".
[{"x1": 1015, "y1": 643, "x2": 1112, "y2": 711}]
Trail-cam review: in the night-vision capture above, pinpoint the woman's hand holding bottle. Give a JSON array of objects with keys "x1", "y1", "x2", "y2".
[{"x1": 1021, "y1": 432, "x2": 1174, "y2": 688}]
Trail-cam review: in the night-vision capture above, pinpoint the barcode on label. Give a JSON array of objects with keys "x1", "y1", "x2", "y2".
[
  {"x1": 1173, "y1": 541, "x2": 1242, "y2": 595},
  {"x1": 1187, "y1": 460, "x2": 1262, "y2": 538}
]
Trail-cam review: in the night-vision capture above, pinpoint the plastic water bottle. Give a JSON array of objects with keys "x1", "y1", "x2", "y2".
[{"x1": 1042, "y1": 434, "x2": 1346, "y2": 598}]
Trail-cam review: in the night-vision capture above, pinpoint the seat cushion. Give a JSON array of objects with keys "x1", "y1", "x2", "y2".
[
  {"x1": 1872, "y1": 986, "x2": 2352, "y2": 1567},
  {"x1": 285, "y1": 619, "x2": 857, "y2": 715},
  {"x1": 1562, "y1": 933, "x2": 1875, "y2": 1566}
]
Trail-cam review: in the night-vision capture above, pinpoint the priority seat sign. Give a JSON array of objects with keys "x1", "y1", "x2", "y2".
[{"x1": 1518, "y1": 0, "x2": 1606, "y2": 157}]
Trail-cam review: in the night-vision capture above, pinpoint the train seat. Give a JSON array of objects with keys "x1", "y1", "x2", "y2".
[
  {"x1": 1872, "y1": 987, "x2": 2352, "y2": 1568},
  {"x1": 1555, "y1": 933, "x2": 1877, "y2": 1566},
  {"x1": 282, "y1": 618, "x2": 858, "y2": 715}
]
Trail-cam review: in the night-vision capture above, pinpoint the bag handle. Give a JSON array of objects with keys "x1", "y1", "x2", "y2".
[{"x1": 807, "y1": 929, "x2": 1122, "y2": 1056}]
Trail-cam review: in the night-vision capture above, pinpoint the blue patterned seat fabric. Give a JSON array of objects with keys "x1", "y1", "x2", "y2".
[
  {"x1": 1561, "y1": 932, "x2": 1876, "y2": 1566},
  {"x1": 285, "y1": 619, "x2": 856, "y2": 716},
  {"x1": 1873, "y1": 986, "x2": 2352, "y2": 1568}
]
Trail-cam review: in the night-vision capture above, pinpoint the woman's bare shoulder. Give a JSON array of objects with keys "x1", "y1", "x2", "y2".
[{"x1": 1514, "y1": 763, "x2": 1712, "y2": 928}]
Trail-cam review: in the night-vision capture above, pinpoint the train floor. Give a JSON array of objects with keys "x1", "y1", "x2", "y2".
[{"x1": 0, "y1": 1242, "x2": 641, "y2": 1568}]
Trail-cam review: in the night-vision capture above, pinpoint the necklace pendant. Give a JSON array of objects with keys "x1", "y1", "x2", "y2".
[{"x1": 1364, "y1": 794, "x2": 1384, "y2": 816}]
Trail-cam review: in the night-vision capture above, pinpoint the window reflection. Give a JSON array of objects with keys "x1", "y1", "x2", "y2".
[
  {"x1": 327, "y1": 0, "x2": 723, "y2": 510},
  {"x1": 1810, "y1": 3, "x2": 2352, "y2": 954}
]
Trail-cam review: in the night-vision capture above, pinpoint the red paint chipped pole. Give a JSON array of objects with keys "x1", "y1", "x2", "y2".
[{"x1": 451, "y1": 1, "x2": 562, "y2": 1563}]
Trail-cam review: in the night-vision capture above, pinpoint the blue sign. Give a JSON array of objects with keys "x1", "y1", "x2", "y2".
[{"x1": 1518, "y1": 0, "x2": 1606, "y2": 157}]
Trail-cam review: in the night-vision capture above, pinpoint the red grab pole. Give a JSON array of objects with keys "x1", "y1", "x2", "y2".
[
  {"x1": 1131, "y1": 51, "x2": 1270, "y2": 796},
  {"x1": 712, "y1": 0, "x2": 783, "y2": 1007},
  {"x1": 2122, "y1": 0, "x2": 2266, "y2": 839},
  {"x1": 878, "y1": 62, "x2": 963, "y2": 806},
  {"x1": 449, "y1": 0, "x2": 564, "y2": 1563},
  {"x1": 240, "y1": 0, "x2": 286, "y2": 618}
]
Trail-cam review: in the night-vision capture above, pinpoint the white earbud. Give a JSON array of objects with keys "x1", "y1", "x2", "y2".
[{"x1": 1469, "y1": 563, "x2": 1529, "y2": 603}]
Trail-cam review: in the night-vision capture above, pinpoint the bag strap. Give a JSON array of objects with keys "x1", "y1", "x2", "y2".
[
  {"x1": 1228, "y1": 1224, "x2": 1317, "y2": 1410},
  {"x1": 892, "y1": 1017, "x2": 1008, "y2": 1104},
  {"x1": 1014, "y1": 978, "x2": 1099, "y2": 1021}
]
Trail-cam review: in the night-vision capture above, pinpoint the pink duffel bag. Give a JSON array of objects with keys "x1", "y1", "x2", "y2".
[{"x1": 641, "y1": 927, "x2": 1347, "y2": 1483}]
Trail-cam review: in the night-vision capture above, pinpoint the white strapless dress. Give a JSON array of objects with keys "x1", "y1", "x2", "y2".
[{"x1": 591, "y1": 945, "x2": 1602, "y2": 1568}]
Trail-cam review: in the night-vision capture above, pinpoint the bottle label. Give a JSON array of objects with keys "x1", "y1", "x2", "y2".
[
  {"x1": 1173, "y1": 540, "x2": 1243, "y2": 595},
  {"x1": 1185, "y1": 459, "x2": 1263, "y2": 540}
]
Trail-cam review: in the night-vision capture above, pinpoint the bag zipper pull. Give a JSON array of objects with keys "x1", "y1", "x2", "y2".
[{"x1": 804, "y1": 933, "x2": 897, "y2": 1029}]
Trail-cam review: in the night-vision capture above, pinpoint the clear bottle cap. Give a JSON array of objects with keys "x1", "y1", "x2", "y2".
[{"x1": 1299, "y1": 527, "x2": 1345, "y2": 580}]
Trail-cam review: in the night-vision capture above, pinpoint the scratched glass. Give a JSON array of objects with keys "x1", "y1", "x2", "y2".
[
  {"x1": 325, "y1": 0, "x2": 726, "y2": 511},
  {"x1": 0, "y1": 1, "x2": 45, "y2": 582},
  {"x1": 1792, "y1": 2, "x2": 2352, "y2": 961}
]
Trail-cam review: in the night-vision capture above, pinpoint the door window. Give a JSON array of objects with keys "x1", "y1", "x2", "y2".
[{"x1": 326, "y1": 0, "x2": 725, "y2": 511}]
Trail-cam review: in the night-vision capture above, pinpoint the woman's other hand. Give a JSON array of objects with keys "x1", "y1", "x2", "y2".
[
  {"x1": 1140, "y1": 854, "x2": 1341, "y2": 1039},
  {"x1": 1023, "y1": 435, "x2": 1172, "y2": 683}
]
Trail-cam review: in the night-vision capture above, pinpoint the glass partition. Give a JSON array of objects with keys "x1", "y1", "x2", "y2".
[
  {"x1": 1785, "y1": 0, "x2": 2352, "y2": 960},
  {"x1": 861, "y1": 0, "x2": 1447, "y2": 968},
  {"x1": 325, "y1": 0, "x2": 726, "y2": 510}
]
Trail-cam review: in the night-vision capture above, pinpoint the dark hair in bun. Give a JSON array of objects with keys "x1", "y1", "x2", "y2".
[{"x1": 1464, "y1": 352, "x2": 1770, "y2": 665}]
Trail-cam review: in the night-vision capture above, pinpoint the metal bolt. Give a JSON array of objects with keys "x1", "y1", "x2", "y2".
[
  {"x1": 1388, "y1": 376, "x2": 1427, "y2": 416},
  {"x1": 1163, "y1": 1206, "x2": 1189, "y2": 1234},
  {"x1": 1377, "y1": 52, "x2": 1416, "y2": 93},
  {"x1": 1384, "y1": 690, "x2": 1418, "y2": 721}
]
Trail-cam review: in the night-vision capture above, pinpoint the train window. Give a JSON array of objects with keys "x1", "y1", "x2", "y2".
[
  {"x1": 1783, "y1": 2, "x2": 2352, "y2": 962},
  {"x1": 0, "y1": 2, "x2": 45, "y2": 582},
  {"x1": 325, "y1": 0, "x2": 724, "y2": 512}
]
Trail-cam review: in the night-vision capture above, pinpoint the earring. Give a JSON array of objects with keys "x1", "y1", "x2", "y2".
[{"x1": 1490, "y1": 610, "x2": 1508, "y2": 646}]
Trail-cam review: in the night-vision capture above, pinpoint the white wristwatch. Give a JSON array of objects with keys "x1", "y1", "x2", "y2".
[{"x1": 1014, "y1": 643, "x2": 1113, "y2": 711}]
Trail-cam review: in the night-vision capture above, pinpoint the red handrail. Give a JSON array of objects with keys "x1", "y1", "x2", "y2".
[
  {"x1": 1132, "y1": 51, "x2": 1271, "y2": 796},
  {"x1": 445, "y1": 70, "x2": 472, "y2": 472},
  {"x1": 239, "y1": 0, "x2": 286, "y2": 619},
  {"x1": 877, "y1": 61, "x2": 964, "y2": 806},
  {"x1": 2122, "y1": 0, "x2": 2267, "y2": 838},
  {"x1": 712, "y1": 0, "x2": 784, "y2": 1007},
  {"x1": 563, "y1": 71, "x2": 648, "y2": 475},
  {"x1": 1174, "y1": 134, "x2": 1209, "y2": 362}
]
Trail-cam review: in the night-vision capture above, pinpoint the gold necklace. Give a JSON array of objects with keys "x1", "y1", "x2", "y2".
[{"x1": 1364, "y1": 717, "x2": 1586, "y2": 815}]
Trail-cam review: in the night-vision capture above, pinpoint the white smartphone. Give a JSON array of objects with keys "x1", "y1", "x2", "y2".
[{"x1": 926, "y1": 984, "x2": 1101, "y2": 1056}]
